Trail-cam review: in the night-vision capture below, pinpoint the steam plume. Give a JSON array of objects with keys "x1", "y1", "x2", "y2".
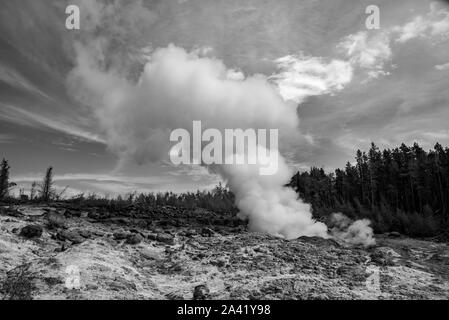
[{"x1": 329, "y1": 213, "x2": 375, "y2": 247}]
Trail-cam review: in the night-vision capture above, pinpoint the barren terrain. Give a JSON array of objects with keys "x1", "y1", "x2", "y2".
[{"x1": 1, "y1": 204, "x2": 448, "y2": 300}]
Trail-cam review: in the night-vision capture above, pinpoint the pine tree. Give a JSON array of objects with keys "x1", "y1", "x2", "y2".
[
  {"x1": 39, "y1": 167, "x2": 55, "y2": 202},
  {"x1": 0, "y1": 158, "x2": 10, "y2": 200}
]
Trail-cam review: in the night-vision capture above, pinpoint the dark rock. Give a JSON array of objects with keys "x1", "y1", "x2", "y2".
[
  {"x1": 201, "y1": 227, "x2": 216, "y2": 237},
  {"x1": 184, "y1": 229, "x2": 198, "y2": 237},
  {"x1": 19, "y1": 225, "x2": 43, "y2": 239},
  {"x1": 64, "y1": 209, "x2": 81, "y2": 218},
  {"x1": 85, "y1": 284, "x2": 99, "y2": 291},
  {"x1": 108, "y1": 278, "x2": 137, "y2": 291},
  {"x1": 87, "y1": 211, "x2": 100, "y2": 220},
  {"x1": 78, "y1": 229, "x2": 92, "y2": 239},
  {"x1": 126, "y1": 234, "x2": 143, "y2": 245},
  {"x1": 113, "y1": 231, "x2": 129, "y2": 240},
  {"x1": 211, "y1": 258, "x2": 227, "y2": 267},
  {"x1": 147, "y1": 233, "x2": 158, "y2": 241},
  {"x1": 57, "y1": 230, "x2": 85, "y2": 244},
  {"x1": 46, "y1": 213, "x2": 67, "y2": 230},
  {"x1": 156, "y1": 233, "x2": 175, "y2": 245},
  {"x1": 54, "y1": 242, "x2": 70, "y2": 252},
  {"x1": 370, "y1": 248, "x2": 396, "y2": 266},
  {"x1": 166, "y1": 292, "x2": 184, "y2": 300},
  {"x1": 43, "y1": 277, "x2": 63, "y2": 286},
  {"x1": 193, "y1": 284, "x2": 210, "y2": 300}
]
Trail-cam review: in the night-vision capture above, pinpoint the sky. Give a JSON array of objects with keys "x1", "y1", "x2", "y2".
[{"x1": 0, "y1": 0, "x2": 449, "y2": 197}]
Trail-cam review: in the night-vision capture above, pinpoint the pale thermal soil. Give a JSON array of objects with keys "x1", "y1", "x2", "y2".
[{"x1": 0, "y1": 204, "x2": 448, "y2": 300}]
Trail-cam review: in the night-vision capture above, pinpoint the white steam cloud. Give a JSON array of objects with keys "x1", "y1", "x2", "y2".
[
  {"x1": 218, "y1": 147, "x2": 328, "y2": 238},
  {"x1": 329, "y1": 213, "x2": 375, "y2": 247}
]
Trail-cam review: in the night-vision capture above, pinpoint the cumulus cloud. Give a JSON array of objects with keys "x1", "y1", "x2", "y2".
[
  {"x1": 338, "y1": 31, "x2": 392, "y2": 79},
  {"x1": 270, "y1": 54, "x2": 353, "y2": 103},
  {"x1": 394, "y1": 2, "x2": 449, "y2": 43},
  {"x1": 334, "y1": 2, "x2": 449, "y2": 81}
]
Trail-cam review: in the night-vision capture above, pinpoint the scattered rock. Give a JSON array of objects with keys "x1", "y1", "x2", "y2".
[
  {"x1": 193, "y1": 284, "x2": 210, "y2": 300},
  {"x1": 19, "y1": 225, "x2": 43, "y2": 239},
  {"x1": 211, "y1": 257, "x2": 227, "y2": 267},
  {"x1": 166, "y1": 292, "x2": 184, "y2": 300},
  {"x1": 64, "y1": 209, "x2": 81, "y2": 218},
  {"x1": 46, "y1": 213, "x2": 67, "y2": 230},
  {"x1": 43, "y1": 277, "x2": 63, "y2": 287},
  {"x1": 141, "y1": 247, "x2": 162, "y2": 260},
  {"x1": 87, "y1": 211, "x2": 100, "y2": 220},
  {"x1": 17, "y1": 206, "x2": 46, "y2": 216},
  {"x1": 78, "y1": 229, "x2": 92, "y2": 239},
  {"x1": 113, "y1": 231, "x2": 129, "y2": 240},
  {"x1": 108, "y1": 278, "x2": 137, "y2": 292},
  {"x1": 156, "y1": 233, "x2": 175, "y2": 245},
  {"x1": 126, "y1": 234, "x2": 143, "y2": 245},
  {"x1": 1, "y1": 263, "x2": 35, "y2": 300},
  {"x1": 201, "y1": 227, "x2": 216, "y2": 237},
  {"x1": 184, "y1": 229, "x2": 197, "y2": 237},
  {"x1": 56, "y1": 230, "x2": 85, "y2": 244},
  {"x1": 370, "y1": 247, "x2": 397, "y2": 266},
  {"x1": 85, "y1": 284, "x2": 99, "y2": 291}
]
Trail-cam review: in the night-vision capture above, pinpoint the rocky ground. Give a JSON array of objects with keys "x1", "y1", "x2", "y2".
[{"x1": 0, "y1": 204, "x2": 448, "y2": 300}]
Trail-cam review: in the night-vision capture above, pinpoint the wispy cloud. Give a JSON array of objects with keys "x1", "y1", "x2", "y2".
[
  {"x1": 0, "y1": 134, "x2": 15, "y2": 144},
  {"x1": 12, "y1": 172, "x2": 168, "y2": 184},
  {"x1": 0, "y1": 104, "x2": 106, "y2": 144},
  {"x1": 0, "y1": 63, "x2": 53, "y2": 101},
  {"x1": 394, "y1": 2, "x2": 449, "y2": 43}
]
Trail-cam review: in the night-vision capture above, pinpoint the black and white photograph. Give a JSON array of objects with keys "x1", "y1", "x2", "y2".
[{"x1": 0, "y1": 0, "x2": 449, "y2": 305}]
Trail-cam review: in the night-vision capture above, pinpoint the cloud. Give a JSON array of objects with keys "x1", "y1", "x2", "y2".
[
  {"x1": 421, "y1": 130, "x2": 449, "y2": 140},
  {"x1": 0, "y1": 104, "x2": 105, "y2": 144},
  {"x1": 270, "y1": 54, "x2": 353, "y2": 103},
  {"x1": 0, "y1": 134, "x2": 15, "y2": 144},
  {"x1": 12, "y1": 172, "x2": 167, "y2": 185},
  {"x1": 338, "y1": 31, "x2": 392, "y2": 79},
  {"x1": 435, "y1": 62, "x2": 449, "y2": 70},
  {"x1": 0, "y1": 63, "x2": 53, "y2": 100},
  {"x1": 334, "y1": 2, "x2": 449, "y2": 81},
  {"x1": 394, "y1": 2, "x2": 449, "y2": 43}
]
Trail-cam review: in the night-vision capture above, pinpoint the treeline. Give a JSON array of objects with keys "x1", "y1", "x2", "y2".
[
  {"x1": 289, "y1": 142, "x2": 449, "y2": 237},
  {"x1": 67, "y1": 183, "x2": 236, "y2": 214},
  {"x1": 0, "y1": 158, "x2": 236, "y2": 213}
]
